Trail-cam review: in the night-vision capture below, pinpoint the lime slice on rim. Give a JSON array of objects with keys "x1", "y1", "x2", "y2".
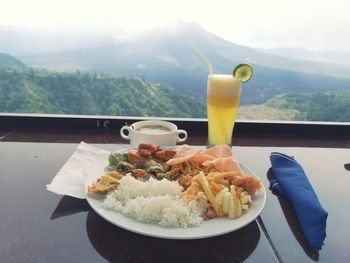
[{"x1": 233, "y1": 64, "x2": 253, "y2": 83}]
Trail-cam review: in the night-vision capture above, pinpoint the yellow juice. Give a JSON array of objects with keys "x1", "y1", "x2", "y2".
[{"x1": 207, "y1": 74, "x2": 241, "y2": 146}]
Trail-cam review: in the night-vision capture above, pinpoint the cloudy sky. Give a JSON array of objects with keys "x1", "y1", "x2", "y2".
[{"x1": 1, "y1": 0, "x2": 349, "y2": 51}]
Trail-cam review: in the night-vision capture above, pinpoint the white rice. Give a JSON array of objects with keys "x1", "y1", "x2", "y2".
[{"x1": 102, "y1": 175, "x2": 207, "y2": 227}]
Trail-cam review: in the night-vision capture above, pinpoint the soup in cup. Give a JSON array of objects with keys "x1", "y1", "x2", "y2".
[{"x1": 120, "y1": 120, "x2": 187, "y2": 147}]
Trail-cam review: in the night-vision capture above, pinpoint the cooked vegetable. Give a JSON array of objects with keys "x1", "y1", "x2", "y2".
[
  {"x1": 198, "y1": 172, "x2": 223, "y2": 216},
  {"x1": 115, "y1": 161, "x2": 136, "y2": 172},
  {"x1": 143, "y1": 160, "x2": 167, "y2": 174},
  {"x1": 105, "y1": 170, "x2": 124, "y2": 179},
  {"x1": 156, "y1": 171, "x2": 171, "y2": 180},
  {"x1": 108, "y1": 152, "x2": 128, "y2": 170},
  {"x1": 222, "y1": 192, "x2": 230, "y2": 215},
  {"x1": 214, "y1": 188, "x2": 227, "y2": 204},
  {"x1": 228, "y1": 194, "x2": 236, "y2": 219},
  {"x1": 87, "y1": 174, "x2": 119, "y2": 194}
]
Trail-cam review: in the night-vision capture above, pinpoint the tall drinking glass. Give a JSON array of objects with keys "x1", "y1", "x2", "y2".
[{"x1": 207, "y1": 74, "x2": 241, "y2": 147}]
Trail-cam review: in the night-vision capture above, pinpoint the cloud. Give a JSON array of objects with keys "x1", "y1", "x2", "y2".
[{"x1": 0, "y1": 0, "x2": 349, "y2": 50}]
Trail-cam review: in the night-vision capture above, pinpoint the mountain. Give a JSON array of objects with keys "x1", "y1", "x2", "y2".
[
  {"x1": 266, "y1": 91, "x2": 350, "y2": 121},
  {"x1": 0, "y1": 53, "x2": 26, "y2": 69},
  {"x1": 15, "y1": 21, "x2": 350, "y2": 79},
  {"x1": 258, "y1": 47, "x2": 350, "y2": 66},
  {"x1": 1, "y1": 21, "x2": 350, "y2": 107},
  {"x1": 0, "y1": 68, "x2": 206, "y2": 117},
  {"x1": 10, "y1": 21, "x2": 349, "y2": 105}
]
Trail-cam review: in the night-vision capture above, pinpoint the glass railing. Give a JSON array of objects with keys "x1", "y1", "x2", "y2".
[{"x1": 1, "y1": 113, "x2": 350, "y2": 139}]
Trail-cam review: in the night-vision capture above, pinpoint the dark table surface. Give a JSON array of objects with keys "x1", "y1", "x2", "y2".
[{"x1": 1, "y1": 137, "x2": 349, "y2": 263}]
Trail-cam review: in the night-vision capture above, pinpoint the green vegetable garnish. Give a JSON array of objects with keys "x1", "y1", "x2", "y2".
[
  {"x1": 233, "y1": 63, "x2": 253, "y2": 83},
  {"x1": 108, "y1": 152, "x2": 128, "y2": 170}
]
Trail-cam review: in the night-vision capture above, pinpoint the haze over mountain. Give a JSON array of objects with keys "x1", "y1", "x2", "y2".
[
  {"x1": 1, "y1": 21, "x2": 350, "y2": 105},
  {"x1": 258, "y1": 47, "x2": 350, "y2": 66},
  {"x1": 0, "y1": 52, "x2": 26, "y2": 69},
  {"x1": 0, "y1": 24, "x2": 122, "y2": 56},
  {"x1": 13, "y1": 21, "x2": 350, "y2": 76}
]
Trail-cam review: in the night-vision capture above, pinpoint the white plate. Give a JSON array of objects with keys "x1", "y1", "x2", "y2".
[{"x1": 85, "y1": 159, "x2": 266, "y2": 239}]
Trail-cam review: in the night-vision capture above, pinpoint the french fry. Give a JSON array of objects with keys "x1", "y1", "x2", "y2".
[
  {"x1": 213, "y1": 171, "x2": 239, "y2": 181},
  {"x1": 235, "y1": 196, "x2": 242, "y2": 218},
  {"x1": 228, "y1": 194, "x2": 236, "y2": 219},
  {"x1": 206, "y1": 172, "x2": 217, "y2": 181},
  {"x1": 198, "y1": 172, "x2": 223, "y2": 216},
  {"x1": 230, "y1": 185, "x2": 242, "y2": 218},
  {"x1": 230, "y1": 185, "x2": 236, "y2": 194},
  {"x1": 209, "y1": 181, "x2": 225, "y2": 195},
  {"x1": 222, "y1": 192, "x2": 231, "y2": 215},
  {"x1": 215, "y1": 179, "x2": 230, "y2": 187},
  {"x1": 214, "y1": 188, "x2": 228, "y2": 205}
]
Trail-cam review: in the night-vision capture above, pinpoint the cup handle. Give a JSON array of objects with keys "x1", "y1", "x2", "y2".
[
  {"x1": 120, "y1": 126, "x2": 131, "y2": 140},
  {"x1": 176, "y1": 130, "x2": 188, "y2": 143}
]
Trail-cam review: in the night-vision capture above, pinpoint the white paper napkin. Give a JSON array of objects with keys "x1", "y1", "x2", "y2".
[{"x1": 46, "y1": 142, "x2": 111, "y2": 199}]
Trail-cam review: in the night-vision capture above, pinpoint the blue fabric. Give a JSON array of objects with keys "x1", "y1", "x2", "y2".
[{"x1": 269, "y1": 152, "x2": 328, "y2": 249}]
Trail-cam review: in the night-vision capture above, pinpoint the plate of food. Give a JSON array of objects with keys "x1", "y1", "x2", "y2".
[{"x1": 85, "y1": 143, "x2": 266, "y2": 239}]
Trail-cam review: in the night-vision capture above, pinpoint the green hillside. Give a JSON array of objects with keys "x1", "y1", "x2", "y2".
[
  {"x1": 0, "y1": 68, "x2": 206, "y2": 117},
  {"x1": 2, "y1": 67, "x2": 350, "y2": 122},
  {"x1": 266, "y1": 91, "x2": 350, "y2": 121},
  {"x1": 238, "y1": 104, "x2": 300, "y2": 121},
  {"x1": 0, "y1": 53, "x2": 26, "y2": 69}
]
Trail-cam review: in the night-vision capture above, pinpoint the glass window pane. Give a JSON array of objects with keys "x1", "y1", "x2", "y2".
[{"x1": 1, "y1": 0, "x2": 349, "y2": 121}]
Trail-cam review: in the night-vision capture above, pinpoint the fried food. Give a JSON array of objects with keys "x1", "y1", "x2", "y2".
[
  {"x1": 230, "y1": 175, "x2": 261, "y2": 196},
  {"x1": 182, "y1": 176, "x2": 202, "y2": 202},
  {"x1": 131, "y1": 168, "x2": 149, "y2": 178},
  {"x1": 88, "y1": 144, "x2": 261, "y2": 222},
  {"x1": 198, "y1": 172, "x2": 223, "y2": 216},
  {"x1": 138, "y1": 143, "x2": 159, "y2": 157},
  {"x1": 127, "y1": 150, "x2": 150, "y2": 164},
  {"x1": 115, "y1": 161, "x2": 136, "y2": 172},
  {"x1": 88, "y1": 174, "x2": 119, "y2": 194},
  {"x1": 153, "y1": 149, "x2": 176, "y2": 161}
]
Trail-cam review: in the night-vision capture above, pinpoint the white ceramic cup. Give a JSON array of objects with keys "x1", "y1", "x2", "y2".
[{"x1": 120, "y1": 120, "x2": 188, "y2": 147}]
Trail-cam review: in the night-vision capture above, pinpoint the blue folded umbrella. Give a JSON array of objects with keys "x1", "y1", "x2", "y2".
[{"x1": 269, "y1": 152, "x2": 328, "y2": 249}]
